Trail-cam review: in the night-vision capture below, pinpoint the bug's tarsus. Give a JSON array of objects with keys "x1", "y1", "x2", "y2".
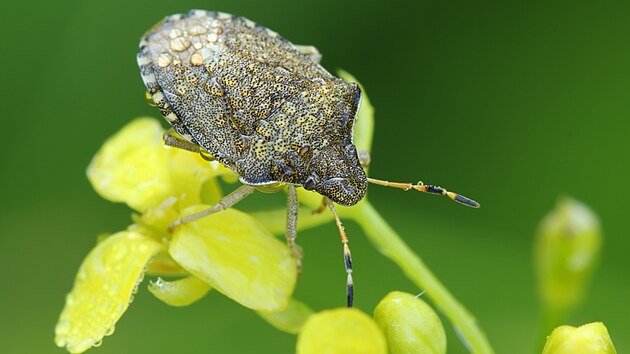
[
  {"x1": 366, "y1": 177, "x2": 480, "y2": 208},
  {"x1": 167, "y1": 185, "x2": 256, "y2": 233},
  {"x1": 326, "y1": 198, "x2": 354, "y2": 308},
  {"x1": 311, "y1": 197, "x2": 327, "y2": 215}
]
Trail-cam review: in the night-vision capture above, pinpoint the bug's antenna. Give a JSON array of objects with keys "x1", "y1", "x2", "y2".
[
  {"x1": 367, "y1": 178, "x2": 480, "y2": 208},
  {"x1": 326, "y1": 198, "x2": 354, "y2": 308}
]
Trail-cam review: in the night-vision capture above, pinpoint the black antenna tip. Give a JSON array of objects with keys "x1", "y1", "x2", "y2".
[{"x1": 454, "y1": 194, "x2": 480, "y2": 208}]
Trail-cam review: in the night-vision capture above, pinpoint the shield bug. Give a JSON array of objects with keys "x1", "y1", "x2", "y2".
[{"x1": 137, "y1": 10, "x2": 479, "y2": 308}]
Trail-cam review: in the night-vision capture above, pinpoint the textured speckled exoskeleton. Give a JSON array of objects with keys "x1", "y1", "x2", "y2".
[{"x1": 138, "y1": 10, "x2": 479, "y2": 308}]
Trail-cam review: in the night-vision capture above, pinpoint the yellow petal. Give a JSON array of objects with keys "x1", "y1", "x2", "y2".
[
  {"x1": 55, "y1": 231, "x2": 163, "y2": 353},
  {"x1": 297, "y1": 308, "x2": 387, "y2": 354},
  {"x1": 134, "y1": 196, "x2": 180, "y2": 237},
  {"x1": 258, "y1": 298, "x2": 313, "y2": 334},
  {"x1": 169, "y1": 206, "x2": 297, "y2": 311},
  {"x1": 148, "y1": 276, "x2": 211, "y2": 307},
  {"x1": 542, "y1": 322, "x2": 617, "y2": 354},
  {"x1": 145, "y1": 252, "x2": 187, "y2": 276},
  {"x1": 87, "y1": 118, "x2": 172, "y2": 212},
  {"x1": 167, "y1": 142, "x2": 234, "y2": 208},
  {"x1": 374, "y1": 291, "x2": 447, "y2": 354},
  {"x1": 87, "y1": 117, "x2": 231, "y2": 212}
]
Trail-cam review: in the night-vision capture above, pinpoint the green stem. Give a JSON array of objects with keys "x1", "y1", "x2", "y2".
[{"x1": 346, "y1": 201, "x2": 495, "y2": 354}]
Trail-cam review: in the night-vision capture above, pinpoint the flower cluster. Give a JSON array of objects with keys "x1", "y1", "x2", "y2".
[{"x1": 55, "y1": 117, "x2": 300, "y2": 353}]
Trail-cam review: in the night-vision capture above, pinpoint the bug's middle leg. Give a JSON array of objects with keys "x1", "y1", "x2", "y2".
[
  {"x1": 168, "y1": 185, "x2": 255, "y2": 232},
  {"x1": 286, "y1": 185, "x2": 303, "y2": 276}
]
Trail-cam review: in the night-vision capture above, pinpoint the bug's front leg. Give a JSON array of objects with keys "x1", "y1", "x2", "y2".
[
  {"x1": 326, "y1": 198, "x2": 354, "y2": 308},
  {"x1": 163, "y1": 128, "x2": 199, "y2": 152},
  {"x1": 286, "y1": 185, "x2": 303, "y2": 277},
  {"x1": 163, "y1": 128, "x2": 215, "y2": 161}
]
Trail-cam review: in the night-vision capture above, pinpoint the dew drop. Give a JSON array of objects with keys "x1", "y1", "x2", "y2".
[
  {"x1": 170, "y1": 37, "x2": 191, "y2": 52},
  {"x1": 105, "y1": 325, "x2": 116, "y2": 336},
  {"x1": 153, "y1": 277, "x2": 165, "y2": 288}
]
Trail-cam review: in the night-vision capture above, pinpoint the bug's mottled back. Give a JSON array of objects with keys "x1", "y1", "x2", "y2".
[{"x1": 138, "y1": 10, "x2": 367, "y2": 205}]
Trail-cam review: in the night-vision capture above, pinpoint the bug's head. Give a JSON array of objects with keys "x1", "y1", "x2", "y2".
[{"x1": 303, "y1": 144, "x2": 367, "y2": 206}]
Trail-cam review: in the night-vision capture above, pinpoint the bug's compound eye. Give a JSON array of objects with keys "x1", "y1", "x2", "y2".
[{"x1": 304, "y1": 176, "x2": 317, "y2": 191}]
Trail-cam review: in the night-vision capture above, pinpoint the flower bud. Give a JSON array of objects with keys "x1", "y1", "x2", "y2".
[
  {"x1": 373, "y1": 291, "x2": 446, "y2": 354},
  {"x1": 535, "y1": 198, "x2": 601, "y2": 313},
  {"x1": 297, "y1": 308, "x2": 387, "y2": 354},
  {"x1": 542, "y1": 322, "x2": 617, "y2": 354}
]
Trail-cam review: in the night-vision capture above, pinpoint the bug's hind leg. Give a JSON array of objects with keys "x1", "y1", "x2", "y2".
[
  {"x1": 295, "y1": 45, "x2": 322, "y2": 64},
  {"x1": 326, "y1": 198, "x2": 354, "y2": 308},
  {"x1": 163, "y1": 128, "x2": 215, "y2": 161},
  {"x1": 286, "y1": 185, "x2": 303, "y2": 276},
  {"x1": 168, "y1": 185, "x2": 256, "y2": 232}
]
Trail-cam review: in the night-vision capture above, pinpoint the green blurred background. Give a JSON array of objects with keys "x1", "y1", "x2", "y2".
[{"x1": 1, "y1": 0, "x2": 628, "y2": 353}]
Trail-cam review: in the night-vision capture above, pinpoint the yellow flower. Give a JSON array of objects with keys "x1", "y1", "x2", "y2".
[
  {"x1": 542, "y1": 322, "x2": 617, "y2": 354},
  {"x1": 55, "y1": 117, "x2": 297, "y2": 353}
]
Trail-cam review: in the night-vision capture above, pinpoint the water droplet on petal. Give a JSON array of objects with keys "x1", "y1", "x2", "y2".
[{"x1": 105, "y1": 325, "x2": 116, "y2": 336}]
